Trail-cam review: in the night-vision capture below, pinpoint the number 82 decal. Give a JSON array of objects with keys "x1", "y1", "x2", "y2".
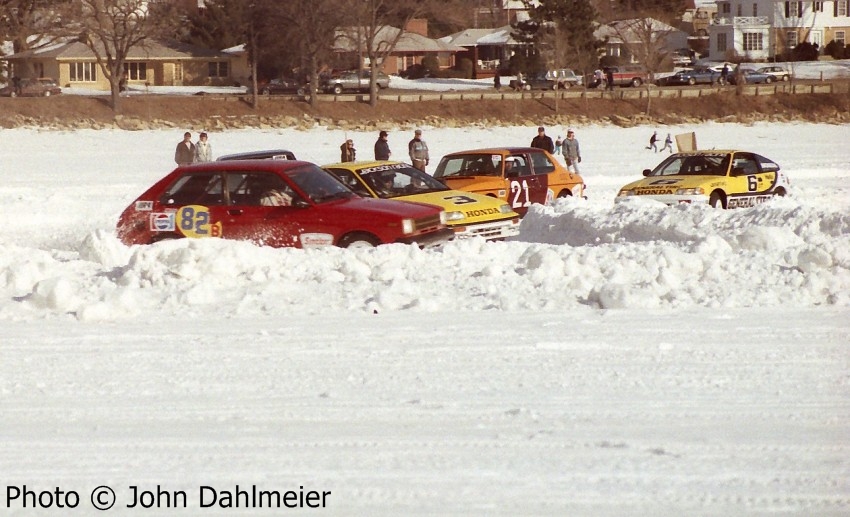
[{"x1": 177, "y1": 205, "x2": 222, "y2": 238}]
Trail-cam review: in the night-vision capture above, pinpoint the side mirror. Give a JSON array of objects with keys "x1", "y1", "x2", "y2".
[{"x1": 642, "y1": 169, "x2": 652, "y2": 177}]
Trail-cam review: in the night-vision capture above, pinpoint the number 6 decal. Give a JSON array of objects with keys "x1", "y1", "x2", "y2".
[
  {"x1": 510, "y1": 180, "x2": 531, "y2": 208},
  {"x1": 747, "y1": 175, "x2": 758, "y2": 192}
]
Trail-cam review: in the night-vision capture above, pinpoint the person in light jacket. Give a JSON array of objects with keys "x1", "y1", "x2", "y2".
[
  {"x1": 194, "y1": 132, "x2": 213, "y2": 162},
  {"x1": 408, "y1": 129, "x2": 429, "y2": 172},
  {"x1": 562, "y1": 129, "x2": 581, "y2": 173}
]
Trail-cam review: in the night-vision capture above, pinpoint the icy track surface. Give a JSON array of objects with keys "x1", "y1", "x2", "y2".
[{"x1": 0, "y1": 123, "x2": 847, "y2": 515}]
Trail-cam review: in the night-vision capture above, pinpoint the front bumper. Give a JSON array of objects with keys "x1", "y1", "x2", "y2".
[
  {"x1": 451, "y1": 217, "x2": 521, "y2": 240},
  {"x1": 395, "y1": 227, "x2": 456, "y2": 248},
  {"x1": 615, "y1": 194, "x2": 709, "y2": 206}
]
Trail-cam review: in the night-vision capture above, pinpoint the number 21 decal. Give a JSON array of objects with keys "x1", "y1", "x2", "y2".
[
  {"x1": 510, "y1": 180, "x2": 531, "y2": 208},
  {"x1": 177, "y1": 205, "x2": 222, "y2": 238}
]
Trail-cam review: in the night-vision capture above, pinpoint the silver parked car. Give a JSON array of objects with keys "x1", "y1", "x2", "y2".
[
  {"x1": 756, "y1": 66, "x2": 792, "y2": 82},
  {"x1": 545, "y1": 69, "x2": 584, "y2": 88},
  {"x1": 323, "y1": 70, "x2": 390, "y2": 94}
]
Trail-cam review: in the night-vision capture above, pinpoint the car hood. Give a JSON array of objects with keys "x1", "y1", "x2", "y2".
[
  {"x1": 396, "y1": 190, "x2": 516, "y2": 224},
  {"x1": 620, "y1": 175, "x2": 725, "y2": 193},
  {"x1": 438, "y1": 176, "x2": 507, "y2": 194},
  {"x1": 332, "y1": 196, "x2": 442, "y2": 219}
]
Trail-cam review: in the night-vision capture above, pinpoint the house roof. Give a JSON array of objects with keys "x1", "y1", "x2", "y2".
[
  {"x1": 334, "y1": 26, "x2": 464, "y2": 53},
  {"x1": 2, "y1": 39, "x2": 230, "y2": 61},
  {"x1": 440, "y1": 25, "x2": 520, "y2": 47}
]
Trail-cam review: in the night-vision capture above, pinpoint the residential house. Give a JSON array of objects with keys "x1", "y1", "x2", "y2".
[
  {"x1": 709, "y1": 0, "x2": 850, "y2": 60},
  {"x1": 1, "y1": 39, "x2": 235, "y2": 90},
  {"x1": 594, "y1": 18, "x2": 690, "y2": 63},
  {"x1": 439, "y1": 26, "x2": 523, "y2": 78},
  {"x1": 333, "y1": 20, "x2": 464, "y2": 75}
]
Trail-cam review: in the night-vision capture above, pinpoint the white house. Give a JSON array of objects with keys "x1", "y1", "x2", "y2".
[
  {"x1": 594, "y1": 18, "x2": 690, "y2": 63},
  {"x1": 709, "y1": 0, "x2": 850, "y2": 60}
]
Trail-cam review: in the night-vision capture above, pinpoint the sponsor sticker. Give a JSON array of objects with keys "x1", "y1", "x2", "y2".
[
  {"x1": 135, "y1": 200, "x2": 154, "y2": 211},
  {"x1": 299, "y1": 233, "x2": 334, "y2": 248},
  {"x1": 149, "y1": 212, "x2": 175, "y2": 232}
]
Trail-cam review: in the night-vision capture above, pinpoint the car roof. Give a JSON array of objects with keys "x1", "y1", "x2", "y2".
[
  {"x1": 216, "y1": 149, "x2": 297, "y2": 161},
  {"x1": 443, "y1": 147, "x2": 545, "y2": 156},
  {"x1": 323, "y1": 160, "x2": 406, "y2": 169},
  {"x1": 179, "y1": 159, "x2": 311, "y2": 172}
]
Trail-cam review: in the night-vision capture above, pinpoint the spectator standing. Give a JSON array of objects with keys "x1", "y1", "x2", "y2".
[
  {"x1": 605, "y1": 68, "x2": 614, "y2": 91},
  {"x1": 720, "y1": 63, "x2": 730, "y2": 85},
  {"x1": 562, "y1": 129, "x2": 581, "y2": 173},
  {"x1": 646, "y1": 131, "x2": 658, "y2": 152},
  {"x1": 374, "y1": 130, "x2": 391, "y2": 160},
  {"x1": 408, "y1": 129, "x2": 430, "y2": 172},
  {"x1": 530, "y1": 126, "x2": 554, "y2": 153},
  {"x1": 660, "y1": 133, "x2": 674, "y2": 153},
  {"x1": 11, "y1": 76, "x2": 22, "y2": 96},
  {"x1": 174, "y1": 132, "x2": 196, "y2": 166},
  {"x1": 554, "y1": 135, "x2": 563, "y2": 155},
  {"x1": 194, "y1": 132, "x2": 213, "y2": 162},
  {"x1": 494, "y1": 69, "x2": 501, "y2": 90},
  {"x1": 340, "y1": 138, "x2": 356, "y2": 162}
]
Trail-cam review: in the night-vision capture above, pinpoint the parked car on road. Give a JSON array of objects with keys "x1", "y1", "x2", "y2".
[
  {"x1": 323, "y1": 160, "x2": 520, "y2": 240},
  {"x1": 616, "y1": 150, "x2": 790, "y2": 209},
  {"x1": 756, "y1": 66, "x2": 791, "y2": 82},
  {"x1": 509, "y1": 71, "x2": 557, "y2": 90},
  {"x1": 0, "y1": 77, "x2": 62, "y2": 97},
  {"x1": 323, "y1": 70, "x2": 390, "y2": 94},
  {"x1": 657, "y1": 67, "x2": 723, "y2": 86},
  {"x1": 545, "y1": 69, "x2": 584, "y2": 88},
  {"x1": 602, "y1": 65, "x2": 648, "y2": 87},
  {"x1": 433, "y1": 147, "x2": 585, "y2": 216},
  {"x1": 258, "y1": 77, "x2": 307, "y2": 96},
  {"x1": 729, "y1": 69, "x2": 774, "y2": 85},
  {"x1": 116, "y1": 160, "x2": 453, "y2": 249}
]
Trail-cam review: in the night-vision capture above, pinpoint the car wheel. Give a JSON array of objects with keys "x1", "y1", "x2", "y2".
[
  {"x1": 782, "y1": 75, "x2": 789, "y2": 82},
  {"x1": 43, "y1": 91, "x2": 51, "y2": 97},
  {"x1": 296, "y1": 87, "x2": 306, "y2": 96},
  {"x1": 709, "y1": 191, "x2": 726, "y2": 209},
  {"x1": 631, "y1": 78, "x2": 642, "y2": 87},
  {"x1": 524, "y1": 84, "x2": 531, "y2": 91},
  {"x1": 339, "y1": 233, "x2": 380, "y2": 249},
  {"x1": 688, "y1": 77, "x2": 696, "y2": 86},
  {"x1": 773, "y1": 187, "x2": 787, "y2": 197},
  {"x1": 557, "y1": 189, "x2": 572, "y2": 198},
  {"x1": 765, "y1": 76, "x2": 773, "y2": 84},
  {"x1": 332, "y1": 84, "x2": 343, "y2": 95},
  {"x1": 9, "y1": 91, "x2": 17, "y2": 98},
  {"x1": 261, "y1": 88, "x2": 271, "y2": 95}
]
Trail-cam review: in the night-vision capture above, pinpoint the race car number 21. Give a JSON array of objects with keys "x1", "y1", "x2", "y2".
[
  {"x1": 510, "y1": 180, "x2": 531, "y2": 208},
  {"x1": 178, "y1": 205, "x2": 222, "y2": 239}
]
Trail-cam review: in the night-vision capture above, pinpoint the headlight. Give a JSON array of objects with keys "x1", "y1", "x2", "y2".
[
  {"x1": 401, "y1": 218, "x2": 414, "y2": 235},
  {"x1": 498, "y1": 204, "x2": 513, "y2": 214},
  {"x1": 444, "y1": 211, "x2": 465, "y2": 222},
  {"x1": 439, "y1": 211, "x2": 448, "y2": 225},
  {"x1": 674, "y1": 187, "x2": 705, "y2": 196},
  {"x1": 617, "y1": 190, "x2": 634, "y2": 197}
]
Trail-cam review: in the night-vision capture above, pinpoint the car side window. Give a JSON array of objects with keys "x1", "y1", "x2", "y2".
[
  {"x1": 731, "y1": 155, "x2": 759, "y2": 175},
  {"x1": 162, "y1": 172, "x2": 223, "y2": 206},
  {"x1": 229, "y1": 172, "x2": 296, "y2": 206},
  {"x1": 326, "y1": 168, "x2": 371, "y2": 197},
  {"x1": 529, "y1": 151, "x2": 555, "y2": 175},
  {"x1": 505, "y1": 155, "x2": 530, "y2": 177},
  {"x1": 754, "y1": 153, "x2": 780, "y2": 173}
]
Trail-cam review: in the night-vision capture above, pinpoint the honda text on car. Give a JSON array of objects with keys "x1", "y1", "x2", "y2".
[
  {"x1": 616, "y1": 150, "x2": 790, "y2": 209},
  {"x1": 433, "y1": 148, "x2": 585, "y2": 216},
  {"x1": 323, "y1": 161, "x2": 521, "y2": 240},
  {"x1": 116, "y1": 160, "x2": 454, "y2": 249}
]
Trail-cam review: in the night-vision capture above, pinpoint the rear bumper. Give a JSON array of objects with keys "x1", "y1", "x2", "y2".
[{"x1": 395, "y1": 227, "x2": 455, "y2": 248}]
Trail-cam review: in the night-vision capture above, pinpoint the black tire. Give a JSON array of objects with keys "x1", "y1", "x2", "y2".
[
  {"x1": 688, "y1": 77, "x2": 696, "y2": 86},
  {"x1": 773, "y1": 187, "x2": 787, "y2": 197},
  {"x1": 631, "y1": 78, "x2": 642, "y2": 87},
  {"x1": 332, "y1": 84, "x2": 343, "y2": 95},
  {"x1": 261, "y1": 88, "x2": 271, "y2": 95},
  {"x1": 10, "y1": 91, "x2": 17, "y2": 98},
  {"x1": 765, "y1": 76, "x2": 773, "y2": 84},
  {"x1": 782, "y1": 75, "x2": 789, "y2": 82},
  {"x1": 557, "y1": 190, "x2": 572, "y2": 198},
  {"x1": 339, "y1": 232, "x2": 380, "y2": 249},
  {"x1": 43, "y1": 91, "x2": 51, "y2": 97},
  {"x1": 709, "y1": 191, "x2": 726, "y2": 209}
]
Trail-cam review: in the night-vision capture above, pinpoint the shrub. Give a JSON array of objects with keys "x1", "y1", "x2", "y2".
[
  {"x1": 455, "y1": 58, "x2": 473, "y2": 79},
  {"x1": 421, "y1": 55, "x2": 440, "y2": 76},
  {"x1": 824, "y1": 40, "x2": 846, "y2": 60},
  {"x1": 791, "y1": 42, "x2": 819, "y2": 61}
]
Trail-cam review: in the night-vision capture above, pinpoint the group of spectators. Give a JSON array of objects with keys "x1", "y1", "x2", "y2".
[
  {"x1": 338, "y1": 129, "x2": 430, "y2": 171},
  {"x1": 174, "y1": 131, "x2": 213, "y2": 165},
  {"x1": 530, "y1": 126, "x2": 582, "y2": 172}
]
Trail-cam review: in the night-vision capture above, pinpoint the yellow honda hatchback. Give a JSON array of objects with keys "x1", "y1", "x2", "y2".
[{"x1": 323, "y1": 161, "x2": 520, "y2": 240}]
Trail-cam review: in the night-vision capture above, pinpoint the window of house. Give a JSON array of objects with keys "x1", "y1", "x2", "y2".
[
  {"x1": 753, "y1": 3, "x2": 758, "y2": 16},
  {"x1": 123, "y1": 62, "x2": 147, "y2": 81},
  {"x1": 813, "y1": 1, "x2": 823, "y2": 11},
  {"x1": 717, "y1": 33, "x2": 728, "y2": 52},
  {"x1": 719, "y1": 2, "x2": 731, "y2": 14},
  {"x1": 836, "y1": 31, "x2": 846, "y2": 45},
  {"x1": 208, "y1": 61, "x2": 229, "y2": 78},
  {"x1": 786, "y1": 1, "x2": 803, "y2": 17},
  {"x1": 743, "y1": 32, "x2": 764, "y2": 50},
  {"x1": 736, "y1": 4, "x2": 742, "y2": 16},
  {"x1": 837, "y1": 0, "x2": 848, "y2": 16},
  {"x1": 70, "y1": 62, "x2": 97, "y2": 82},
  {"x1": 786, "y1": 31, "x2": 798, "y2": 48}
]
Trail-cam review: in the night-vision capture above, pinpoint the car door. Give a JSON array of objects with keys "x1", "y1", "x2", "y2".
[
  {"x1": 725, "y1": 152, "x2": 775, "y2": 207},
  {"x1": 218, "y1": 171, "x2": 305, "y2": 247},
  {"x1": 504, "y1": 153, "x2": 547, "y2": 213}
]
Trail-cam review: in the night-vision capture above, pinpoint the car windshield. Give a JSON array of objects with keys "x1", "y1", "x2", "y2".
[
  {"x1": 286, "y1": 164, "x2": 356, "y2": 203},
  {"x1": 434, "y1": 154, "x2": 503, "y2": 178},
  {"x1": 649, "y1": 153, "x2": 731, "y2": 176},
  {"x1": 357, "y1": 163, "x2": 448, "y2": 198}
]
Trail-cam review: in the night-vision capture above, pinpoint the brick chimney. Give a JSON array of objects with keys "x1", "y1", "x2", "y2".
[{"x1": 405, "y1": 19, "x2": 428, "y2": 37}]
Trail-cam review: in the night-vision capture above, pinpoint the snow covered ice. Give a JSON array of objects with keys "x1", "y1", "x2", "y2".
[{"x1": 0, "y1": 120, "x2": 848, "y2": 515}]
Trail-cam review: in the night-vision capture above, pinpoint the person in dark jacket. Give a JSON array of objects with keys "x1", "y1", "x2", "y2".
[
  {"x1": 174, "y1": 132, "x2": 196, "y2": 165},
  {"x1": 374, "y1": 130, "x2": 391, "y2": 160},
  {"x1": 605, "y1": 68, "x2": 614, "y2": 91},
  {"x1": 530, "y1": 126, "x2": 554, "y2": 153},
  {"x1": 340, "y1": 139, "x2": 356, "y2": 162}
]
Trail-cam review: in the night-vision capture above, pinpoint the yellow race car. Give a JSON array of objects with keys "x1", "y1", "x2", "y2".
[
  {"x1": 323, "y1": 161, "x2": 520, "y2": 240},
  {"x1": 616, "y1": 150, "x2": 790, "y2": 208}
]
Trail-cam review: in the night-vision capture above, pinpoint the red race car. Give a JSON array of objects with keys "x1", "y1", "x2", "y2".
[{"x1": 116, "y1": 160, "x2": 453, "y2": 249}]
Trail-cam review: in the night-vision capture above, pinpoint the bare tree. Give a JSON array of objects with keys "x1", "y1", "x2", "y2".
[
  {"x1": 72, "y1": 0, "x2": 181, "y2": 112},
  {"x1": 346, "y1": 0, "x2": 435, "y2": 107},
  {"x1": 0, "y1": 0, "x2": 71, "y2": 77}
]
